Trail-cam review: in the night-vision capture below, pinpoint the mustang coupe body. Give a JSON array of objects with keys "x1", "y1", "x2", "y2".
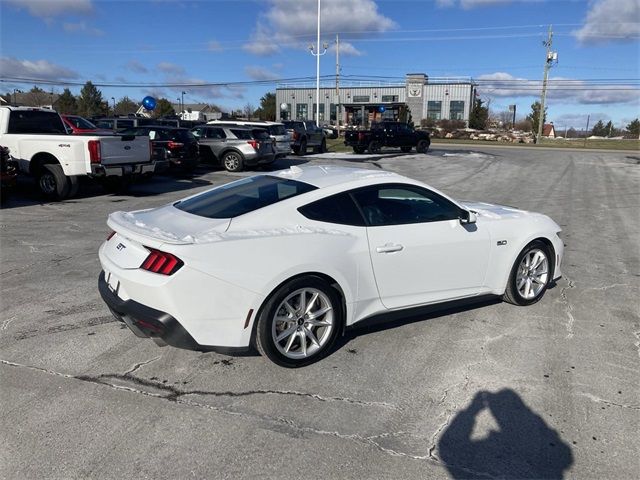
[{"x1": 98, "y1": 165, "x2": 563, "y2": 367}]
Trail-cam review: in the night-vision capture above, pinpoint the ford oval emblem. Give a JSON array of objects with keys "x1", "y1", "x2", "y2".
[{"x1": 124, "y1": 146, "x2": 131, "y2": 150}]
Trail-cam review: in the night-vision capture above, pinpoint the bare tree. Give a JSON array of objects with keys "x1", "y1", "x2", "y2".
[{"x1": 243, "y1": 103, "x2": 254, "y2": 120}]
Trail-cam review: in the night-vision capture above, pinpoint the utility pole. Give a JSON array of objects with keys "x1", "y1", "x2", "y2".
[
  {"x1": 537, "y1": 25, "x2": 557, "y2": 143},
  {"x1": 336, "y1": 34, "x2": 340, "y2": 136}
]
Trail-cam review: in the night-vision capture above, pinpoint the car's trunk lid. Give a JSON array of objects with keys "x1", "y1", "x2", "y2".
[{"x1": 99, "y1": 135, "x2": 150, "y2": 165}]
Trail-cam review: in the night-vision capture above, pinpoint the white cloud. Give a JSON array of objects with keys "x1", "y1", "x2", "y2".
[
  {"x1": 554, "y1": 112, "x2": 611, "y2": 128},
  {"x1": 124, "y1": 60, "x2": 149, "y2": 74},
  {"x1": 4, "y1": 0, "x2": 94, "y2": 18},
  {"x1": 573, "y1": 0, "x2": 640, "y2": 44},
  {"x1": 63, "y1": 21, "x2": 103, "y2": 36},
  {"x1": 245, "y1": 66, "x2": 279, "y2": 81},
  {"x1": 476, "y1": 71, "x2": 640, "y2": 105},
  {"x1": 157, "y1": 62, "x2": 185, "y2": 75},
  {"x1": 330, "y1": 41, "x2": 363, "y2": 56},
  {"x1": 0, "y1": 56, "x2": 79, "y2": 80},
  {"x1": 437, "y1": 0, "x2": 513, "y2": 8},
  {"x1": 243, "y1": 0, "x2": 395, "y2": 56}
]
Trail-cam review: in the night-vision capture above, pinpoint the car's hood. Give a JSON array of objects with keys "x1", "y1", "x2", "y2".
[
  {"x1": 460, "y1": 201, "x2": 534, "y2": 220},
  {"x1": 108, "y1": 205, "x2": 230, "y2": 245}
]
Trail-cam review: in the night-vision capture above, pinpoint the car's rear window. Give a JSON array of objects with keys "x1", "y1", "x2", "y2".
[
  {"x1": 231, "y1": 129, "x2": 252, "y2": 140},
  {"x1": 252, "y1": 129, "x2": 270, "y2": 140},
  {"x1": 8, "y1": 110, "x2": 67, "y2": 134},
  {"x1": 174, "y1": 175, "x2": 317, "y2": 219},
  {"x1": 171, "y1": 129, "x2": 196, "y2": 141},
  {"x1": 268, "y1": 125, "x2": 286, "y2": 135}
]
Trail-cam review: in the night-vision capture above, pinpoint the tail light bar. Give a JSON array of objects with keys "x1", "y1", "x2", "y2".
[
  {"x1": 88, "y1": 140, "x2": 101, "y2": 164},
  {"x1": 358, "y1": 132, "x2": 365, "y2": 141},
  {"x1": 140, "y1": 248, "x2": 183, "y2": 275},
  {"x1": 167, "y1": 141, "x2": 184, "y2": 149},
  {"x1": 292, "y1": 132, "x2": 300, "y2": 141},
  {"x1": 247, "y1": 140, "x2": 258, "y2": 150}
]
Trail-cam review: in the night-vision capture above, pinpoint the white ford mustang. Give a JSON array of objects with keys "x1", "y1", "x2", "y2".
[{"x1": 99, "y1": 165, "x2": 563, "y2": 367}]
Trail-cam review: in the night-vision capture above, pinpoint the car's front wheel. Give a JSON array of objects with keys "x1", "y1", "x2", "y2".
[
  {"x1": 503, "y1": 240, "x2": 552, "y2": 306},
  {"x1": 256, "y1": 276, "x2": 342, "y2": 367}
]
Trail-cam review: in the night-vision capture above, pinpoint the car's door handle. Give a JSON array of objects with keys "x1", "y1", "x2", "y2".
[{"x1": 376, "y1": 243, "x2": 404, "y2": 253}]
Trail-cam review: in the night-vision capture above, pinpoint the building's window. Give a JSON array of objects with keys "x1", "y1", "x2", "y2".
[
  {"x1": 381, "y1": 95, "x2": 398, "y2": 103},
  {"x1": 313, "y1": 103, "x2": 325, "y2": 122},
  {"x1": 296, "y1": 103, "x2": 308, "y2": 120},
  {"x1": 427, "y1": 101, "x2": 442, "y2": 121},
  {"x1": 450, "y1": 101, "x2": 465, "y2": 120},
  {"x1": 330, "y1": 103, "x2": 337, "y2": 122},
  {"x1": 281, "y1": 103, "x2": 292, "y2": 120},
  {"x1": 352, "y1": 95, "x2": 370, "y2": 103}
]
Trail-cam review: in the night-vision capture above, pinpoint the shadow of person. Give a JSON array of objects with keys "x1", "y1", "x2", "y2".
[{"x1": 438, "y1": 389, "x2": 573, "y2": 479}]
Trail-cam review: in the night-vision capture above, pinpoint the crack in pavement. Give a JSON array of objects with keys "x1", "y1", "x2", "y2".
[
  {"x1": 578, "y1": 392, "x2": 640, "y2": 410},
  {"x1": 634, "y1": 331, "x2": 640, "y2": 359},
  {"x1": 123, "y1": 356, "x2": 162, "y2": 376},
  {"x1": 559, "y1": 276, "x2": 576, "y2": 339}
]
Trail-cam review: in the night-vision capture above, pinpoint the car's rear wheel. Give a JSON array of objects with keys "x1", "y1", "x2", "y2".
[
  {"x1": 38, "y1": 164, "x2": 73, "y2": 200},
  {"x1": 298, "y1": 139, "x2": 307, "y2": 156},
  {"x1": 416, "y1": 140, "x2": 430, "y2": 153},
  {"x1": 368, "y1": 140, "x2": 381, "y2": 154},
  {"x1": 353, "y1": 146, "x2": 366, "y2": 154},
  {"x1": 503, "y1": 240, "x2": 552, "y2": 306},
  {"x1": 318, "y1": 138, "x2": 327, "y2": 153},
  {"x1": 256, "y1": 276, "x2": 342, "y2": 368},
  {"x1": 223, "y1": 151, "x2": 244, "y2": 172}
]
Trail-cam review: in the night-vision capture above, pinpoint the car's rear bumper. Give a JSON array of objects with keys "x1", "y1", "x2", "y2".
[
  {"x1": 98, "y1": 271, "x2": 248, "y2": 353},
  {"x1": 91, "y1": 162, "x2": 155, "y2": 177}
]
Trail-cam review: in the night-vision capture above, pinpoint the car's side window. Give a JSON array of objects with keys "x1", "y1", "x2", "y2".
[
  {"x1": 298, "y1": 193, "x2": 366, "y2": 226},
  {"x1": 351, "y1": 184, "x2": 461, "y2": 226},
  {"x1": 206, "y1": 128, "x2": 225, "y2": 139}
]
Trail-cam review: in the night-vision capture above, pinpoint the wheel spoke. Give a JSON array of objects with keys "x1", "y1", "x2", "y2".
[
  {"x1": 307, "y1": 306, "x2": 332, "y2": 320},
  {"x1": 517, "y1": 277, "x2": 526, "y2": 290},
  {"x1": 304, "y1": 327, "x2": 320, "y2": 347},
  {"x1": 283, "y1": 300, "x2": 297, "y2": 317},
  {"x1": 284, "y1": 330, "x2": 297, "y2": 352},
  {"x1": 299, "y1": 330, "x2": 307, "y2": 356},
  {"x1": 298, "y1": 291, "x2": 306, "y2": 315},
  {"x1": 524, "y1": 278, "x2": 532, "y2": 298},
  {"x1": 307, "y1": 318, "x2": 331, "y2": 327},
  {"x1": 305, "y1": 292, "x2": 319, "y2": 315},
  {"x1": 276, "y1": 325, "x2": 297, "y2": 342}
]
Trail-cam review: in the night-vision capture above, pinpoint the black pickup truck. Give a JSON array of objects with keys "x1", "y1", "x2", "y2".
[{"x1": 344, "y1": 121, "x2": 430, "y2": 154}]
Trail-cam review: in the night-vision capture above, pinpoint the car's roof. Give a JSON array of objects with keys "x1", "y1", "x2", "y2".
[{"x1": 272, "y1": 165, "x2": 407, "y2": 189}]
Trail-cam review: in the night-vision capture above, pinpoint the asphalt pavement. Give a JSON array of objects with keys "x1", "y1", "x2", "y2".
[{"x1": 1, "y1": 145, "x2": 639, "y2": 479}]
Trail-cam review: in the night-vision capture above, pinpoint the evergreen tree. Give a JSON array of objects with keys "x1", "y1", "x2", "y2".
[
  {"x1": 258, "y1": 92, "x2": 276, "y2": 121},
  {"x1": 469, "y1": 98, "x2": 489, "y2": 130},
  {"x1": 77, "y1": 81, "x2": 106, "y2": 118},
  {"x1": 24, "y1": 86, "x2": 50, "y2": 107},
  {"x1": 526, "y1": 101, "x2": 547, "y2": 134},
  {"x1": 625, "y1": 118, "x2": 639, "y2": 136},
  {"x1": 152, "y1": 98, "x2": 175, "y2": 118},
  {"x1": 114, "y1": 96, "x2": 138, "y2": 116},
  {"x1": 56, "y1": 88, "x2": 77, "y2": 114},
  {"x1": 591, "y1": 120, "x2": 607, "y2": 136}
]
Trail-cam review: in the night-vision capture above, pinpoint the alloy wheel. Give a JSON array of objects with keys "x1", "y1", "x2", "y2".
[{"x1": 515, "y1": 248, "x2": 549, "y2": 299}]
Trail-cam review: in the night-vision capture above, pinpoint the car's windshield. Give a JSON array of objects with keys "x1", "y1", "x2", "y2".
[
  {"x1": 66, "y1": 116, "x2": 96, "y2": 129},
  {"x1": 174, "y1": 175, "x2": 317, "y2": 219},
  {"x1": 268, "y1": 125, "x2": 286, "y2": 135}
]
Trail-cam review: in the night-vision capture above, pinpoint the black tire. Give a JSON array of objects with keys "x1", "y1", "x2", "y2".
[
  {"x1": 223, "y1": 151, "x2": 244, "y2": 172},
  {"x1": 401, "y1": 146, "x2": 412, "y2": 153},
  {"x1": 292, "y1": 146, "x2": 300, "y2": 155},
  {"x1": 298, "y1": 139, "x2": 307, "y2": 156},
  {"x1": 38, "y1": 164, "x2": 71, "y2": 200},
  {"x1": 255, "y1": 276, "x2": 342, "y2": 368},
  {"x1": 503, "y1": 240, "x2": 553, "y2": 306},
  {"x1": 318, "y1": 138, "x2": 327, "y2": 153},
  {"x1": 416, "y1": 140, "x2": 430, "y2": 154},
  {"x1": 368, "y1": 140, "x2": 381, "y2": 154},
  {"x1": 353, "y1": 146, "x2": 366, "y2": 154},
  {"x1": 67, "y1": 176, "x2": 80, "y2": 198}
]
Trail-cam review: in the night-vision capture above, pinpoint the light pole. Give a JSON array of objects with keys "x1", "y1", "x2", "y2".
[
  {"x1": 13, "y1": 88, "x2": 22, "y2": 105},
  {"x1": 111, "y1": 97, "x2": 116, "y2": 114},
  {"x1": 309, "y1": 0, "x2": 327, "y2": 126},
  {"x1": 181, "y1": 91, "x2": 186, "y2": 119}
]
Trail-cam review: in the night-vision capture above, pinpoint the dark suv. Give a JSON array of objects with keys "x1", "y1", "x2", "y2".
[{"x1": 120, "y1": 126, "x2": 199, "y2": 172}]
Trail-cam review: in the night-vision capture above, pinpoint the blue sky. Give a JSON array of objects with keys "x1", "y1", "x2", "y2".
[{"x1": 1, "y1": 0, "x2": 638, "y2": 129}]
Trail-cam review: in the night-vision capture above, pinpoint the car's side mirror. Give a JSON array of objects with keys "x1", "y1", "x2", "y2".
[{"x1": 459, "y1": 209, "x2": 477, "y2": 224}]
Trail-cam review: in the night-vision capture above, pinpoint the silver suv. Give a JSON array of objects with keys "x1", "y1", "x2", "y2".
[
  {"x1": 207, "y1": 120, "x2": 291, "y2": 159},
  {"x1": 191, "y1": 125, "x2": 275, "y2": 172}
]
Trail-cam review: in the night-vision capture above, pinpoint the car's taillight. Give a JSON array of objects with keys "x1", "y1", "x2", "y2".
[
  {"x1": 140, "y1": 248, "x2": 183, "y2": 275},
  {"x1": 88, "y1": 140, "x2": 101, "y2": 164},
  {"x1": 106, "y1": 231, "x2": 116, "y2": 241},
  {"x1": 167, "y1": 141, "x2": 184, "y2": 149},
  {"x1": 358, "y1": 132, "x2": 365, "y2": 141},
  {"x1": 247, "y1": 140, "x2": 258, "y2": 149},
  {"x1": 292, "y1": 132, "x2": 299, "y2": 141}
]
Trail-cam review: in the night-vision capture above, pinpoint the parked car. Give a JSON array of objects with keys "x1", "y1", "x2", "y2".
[
  {"x1": 207, "y1": 120, "x2": 291, "y2": 159},
  {"x1": 92, "y1": 116, "x2": 156, "y2": 133},
  {"x1": 119, "y1": 126, "x2": 198, "y2": 173},
  {"x1": 282, "y1": 120, "x2": 326, "y2": 155},
  {"x1": 61, "y1": 115, "x2": 113, "y2": 135},
  {"x1": 0, "y1": 107, "x2": 154, "y2": 200},
  {"x1": 191, "y1": 125, "x2": 275, "y2": 172},
  {"x1": 98, "y1": 165, "x2": 563, "y2": 367},
  {"x1": 0, "y1": 145, "x2": 18, "y2": 202},
  {"x1": 344, "y1": 121, "x2": 430, "y2": 154}
]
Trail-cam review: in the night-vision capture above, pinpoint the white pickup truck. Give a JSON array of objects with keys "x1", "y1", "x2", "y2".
[{"x1": 0, "y1": 106, "x2": 155, "y2": 200}]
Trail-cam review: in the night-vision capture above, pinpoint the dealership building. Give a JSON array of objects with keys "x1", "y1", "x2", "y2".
[{"x1": 275, "y1": 73, "x2": 477, "y2": 127}]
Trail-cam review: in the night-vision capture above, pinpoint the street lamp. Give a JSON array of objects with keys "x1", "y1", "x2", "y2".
[
  {"x1": 308, "y1": 0, "x2": 328, "y2": 126},
  {"x1": 181, "y1": 91, "x2": 186, "y2": 119},
  {"x1": 13, "y1": 88, "x2": 22, "y2": 105},
  {"x1": 111, "y1": 97, "x2": 116, "y2": 114}
]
